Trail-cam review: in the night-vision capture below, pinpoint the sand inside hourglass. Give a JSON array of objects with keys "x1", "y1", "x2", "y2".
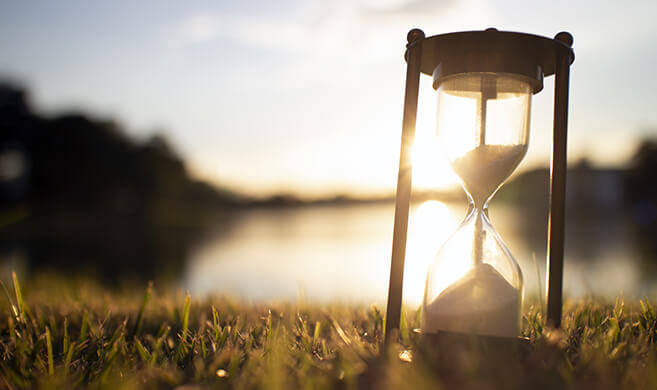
[
  {"x1": 424, "y1": 263, "x2": 520, "y2": 337},
  {"x1": 451, "y1": 144, "x2": 527, "y2": 206},
  {"x1": 423, "y1": 143, "x2": 525, "y2": 338}
]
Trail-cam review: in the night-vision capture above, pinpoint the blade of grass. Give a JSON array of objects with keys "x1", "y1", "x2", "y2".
[
  {"x1": 182, "y1": 292, "x2": 191, "y2": 338},
  {"x1": 12, "y1": 272, "x2": 28, "y2": 322},
  {"x1": 45, "y1": 326, "x2": 54, "y2": 375},
  {"x1": 132, "y1": 281, "x2": 152, "y2": 338},
  {"x1": 325, "y1": 312, "x2": 350, "y2": 345},
  {"x1": 312, "y1": 321, "x2": 321, "y2": 348},
  {"x1": 533, "y1": 252, "x2": 545, "y2": 315},
  {"x1": 200, "y1": 334, "x2": 207, "y2": 359},
  {"x1": 151, "y1": 325, "x2": 170, "y2": 364},
  {"x1": 212, "y1": 306, "x2": 220, "y2": 341},
  {"x1": 78, "y1": 311, "x2": 89, "y2": 342},
  {"x1": 99, "y1": 342, "x2": 120, "y2": 383},
  {"x1": 134, "y1": 339, "x2": 152, "y2": 363},
  {"x1": 64, "y1": 341, "x2": 76, "y2": 374},
  {"x1": 108, "y1": 319, "x2": 127, "y2": 347},
  {"x1": 0, "y1": 279, "x2": 18, "y2": 320},
  {"x1": 414, "y1": 305, "x2": 422, "y2": 329},
  {"x1": 175, "y1": 293, "x2": 192, "y2": 362},
  {"x1": 63, "y1": 317, "x2": 69, "y2": 356},
  {"x1": 400, "y1": 307, "x2": 409, "y2": 343}
]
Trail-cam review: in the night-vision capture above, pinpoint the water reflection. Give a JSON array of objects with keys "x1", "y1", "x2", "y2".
[
  {"x1": 402, "y1": 201, "x2": 463, "y2": 304},
  {"x1": 185, "y1": 200, "x2": 655, "y2": 305},
  {"x1": 185, "y1": 203, "x2": 398, "y2": 303}
]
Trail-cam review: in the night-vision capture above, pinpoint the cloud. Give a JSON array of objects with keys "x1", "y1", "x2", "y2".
[
  {"x1": 165, "y1": 0, "x2": 490, "y2": 90},
  {"x1": 173, "y1": 14, "x2": 223, "y2": 45},
  {"x1": 167, "y1": 0, "x2": 465, "y2": 52},
  {"x1": 358, "y1": 0, "x2": 456, "y2": 15},
  {"x1": 168, "y1": 12, "x2": 308, "y2": 51}
]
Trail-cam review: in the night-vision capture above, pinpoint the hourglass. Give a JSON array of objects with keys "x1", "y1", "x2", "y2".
[
  {"x1": 384, "y1": 29, "x2": 574, "y2": 343},
  {"x1": 422, "y1": 73, "x2": 530, "y2": 337}
]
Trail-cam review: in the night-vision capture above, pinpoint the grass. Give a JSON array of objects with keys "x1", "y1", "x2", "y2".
[{"x1": 2, "y1": 273, "x2": 657, "y2": 389}]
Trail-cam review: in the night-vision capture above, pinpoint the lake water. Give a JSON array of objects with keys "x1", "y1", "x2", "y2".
[{"x1": 183, "y1": 200, "x2": 654, "y2": 307}]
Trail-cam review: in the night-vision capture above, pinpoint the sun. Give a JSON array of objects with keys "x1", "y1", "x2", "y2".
[{"x1": 411, "y1": 132, "x2": 458, "y2": 190}]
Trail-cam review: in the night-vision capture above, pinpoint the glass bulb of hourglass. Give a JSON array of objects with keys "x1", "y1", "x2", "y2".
[{"x1": 422, "y1": 73, "x2": 531, "y2": 338}]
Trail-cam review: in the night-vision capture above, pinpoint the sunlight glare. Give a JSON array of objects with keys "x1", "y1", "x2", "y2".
[
  {"x1": 403, "y1": 200, "x2": 460, "y2": 305},
  {"x1": 411, "y1": 89, "x2": 458, "y2": 191},
  {"x1": 436, "y1": 91, "x2": 479, "y2": 159},
  {"x1": 424, "y1": 223, "x2": 473, "y2": 300},
  {"x1": 411, "y1": 136, "x2": 458, "y2": 190}
]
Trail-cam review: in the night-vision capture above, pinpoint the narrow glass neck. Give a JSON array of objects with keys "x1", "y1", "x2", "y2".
[
  {"x1": 469, "y1": 204, "x2": 489, "y2": 267},
  {"x1": 466, "y1": 199, "x2": 490, "y2": 214}
]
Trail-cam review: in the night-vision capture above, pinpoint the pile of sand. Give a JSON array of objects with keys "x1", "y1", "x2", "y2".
[{"x1": 424, "y1": 263, "x2": 520, "y2": 338}]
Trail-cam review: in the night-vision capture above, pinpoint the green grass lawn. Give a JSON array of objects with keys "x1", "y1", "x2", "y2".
[{"x1": 2, "y1": 273, "x2": 657, "y2": 389}]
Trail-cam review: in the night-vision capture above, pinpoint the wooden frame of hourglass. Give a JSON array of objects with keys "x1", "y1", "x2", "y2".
[{"x1": 384, "y1": 28, "x2": 574, "y2": 344}]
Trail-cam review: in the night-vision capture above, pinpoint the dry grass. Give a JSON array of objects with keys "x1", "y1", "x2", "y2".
[{"x1": 2, "y1": 273, "x2": 657, "y2": 389}]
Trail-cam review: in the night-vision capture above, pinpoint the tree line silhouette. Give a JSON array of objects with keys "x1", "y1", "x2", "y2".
[{"x1": 0, "y1": 82, "x2": 238, "y2": 281}]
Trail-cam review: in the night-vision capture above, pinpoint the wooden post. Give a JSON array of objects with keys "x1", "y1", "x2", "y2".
[
  {"x1": 546, "y1": 32, "x2": 573, "y2": 329},
  {"x1": 384, "y1": 28, "x2": 424, "y2": 345}
]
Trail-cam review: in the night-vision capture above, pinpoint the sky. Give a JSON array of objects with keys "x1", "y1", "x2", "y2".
[{"x1": 1, "y1": 0, "x2": 657, "y2": 197}]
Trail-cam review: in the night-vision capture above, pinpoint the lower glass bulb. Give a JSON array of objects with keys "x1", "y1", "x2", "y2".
[{"x1": 421, "y1": 209, "x2": 523, "y2": 338}]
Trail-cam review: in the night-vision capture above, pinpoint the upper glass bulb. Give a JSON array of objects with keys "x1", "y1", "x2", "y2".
[{"x1": 436, "y1": 73, "x2": 531, "y2": 207}]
